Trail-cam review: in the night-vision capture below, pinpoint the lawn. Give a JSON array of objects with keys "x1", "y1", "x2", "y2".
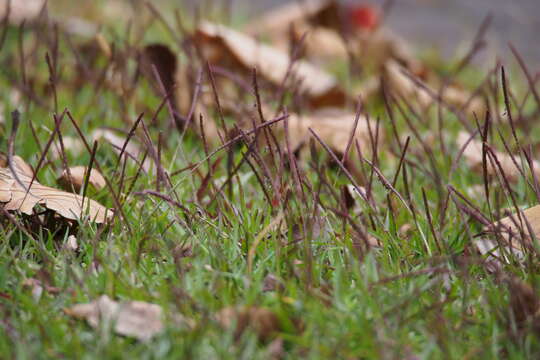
[{"x1": 1, "y1": 1, "x2": 539, "y2": 359}]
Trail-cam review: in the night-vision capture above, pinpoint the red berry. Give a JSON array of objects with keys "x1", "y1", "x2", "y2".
[{"x1": 350, "y1": 5, "x2": 380, "y2": 31}]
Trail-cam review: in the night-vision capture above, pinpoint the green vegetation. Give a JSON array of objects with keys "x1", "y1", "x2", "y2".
[{"x1": 1, "y1": 2, "x2": 539, "y2": 359}]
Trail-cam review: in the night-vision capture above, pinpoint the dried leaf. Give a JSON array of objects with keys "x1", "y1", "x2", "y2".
[
  {"x1": 0, "y1": 0, "x2": 45, "y2": 25},
  {"x1": 216, "y1": 306, "x2": 282, "y2": 342},
  {"x1": 0, "y1": 166, "x2": 111, "y2": 224},
  {"x1": 194, "y1": 21, "x2": 346, "y2": 108},
  {"x1": 58, "y1": 166, "x2": 106, "y2": 193},
  {"x1": 246, "y1": 1, "x2": 416, "y2": 70},
  {"x1": 305, "y1": 109, "x2": 374, "y2": 155},
  {"x1": 289, "y1": 23, "x2": 349, "y2": 62},
  {"x1": 65, "y1": 295, "x2": 165, "y2": 341},
  {"x1": 141, "y1": 44, "x2": 178, "y2": 99},
  {"x1": 486, "y1": 205, "x2": 540, "y2": 250},
  {"x1": 238, "y1": 105, "x2": 375, "y2": 156},
  {"x1": 0, "y1": 153, "x2": 33, "y2": 177},
  {"x1": 476, "y1": 205, "x2": 540, "y2": 268},
  {"x1": 457, "y1": 131, "x2": 540, "y2": 183},
  {"x1": 244, "y1": 0, "x2": 336, "y2": 36},
  {"x1": 385, "y1": 61, "x2": 485, "y2": 115},
  {"x1": 22, "y1": 278, "x2": 61, "y2": 297}
]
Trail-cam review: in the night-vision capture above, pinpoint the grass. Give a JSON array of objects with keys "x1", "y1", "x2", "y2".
[{"x1": 1, "y1": 1, "x2": 540, "y2": 359}]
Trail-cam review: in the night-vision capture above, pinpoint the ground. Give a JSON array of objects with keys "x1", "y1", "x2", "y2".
[{"x1": 0, "y1": 1, "x2": 540, "y2": 359}]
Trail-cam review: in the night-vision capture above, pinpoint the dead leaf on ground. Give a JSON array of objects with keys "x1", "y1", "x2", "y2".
[
  {"x1": 246, "y1": 0, "x2": 418, "y2": 70},
  {"x1": 240, "y1": 106, "x2": 376, "y2": 157},
  {"x1": 0, "y1": 165, "x2": 111, "y2": 224},
  {"x1": 476, "y1": 205, "x2": 540, "y2": 268},
  {"x1": 305, "y1": 109, "x2": 376, "y2": 155},
  {"x1": 141, "y1": 44, "x2": 178, "y2": 100},
  {"x1": 194, "y1": 21, "x2": 346, "y2": 108},
  {"x1": 58, "y1": 166, "x2": 106, "y2": 193},
  {"x1": 457, "y1": 131, "x2": 540, "y2": 183},
  {"x1": 244, "y1": 0, "x2": 336, "y2": 36},
  {"x1": 0, "y1": 0, "x2": 45, "y2": 25},
  {"x1": 216, "y1": 306, "x2": 284, "y2": 342},
  {"x1": 93, "y1": 129, "x2": 151, "y2": 172},
  {"x1": 0, "y1": 153, "x2": 33, "y2": 177},
  {"x1": 22, "y1": 278, "x2": 61, "y2": 301},
  {"x1": 385, "y1": 61, "x2": 485, "y2": 116},
  {"x1": 65, "y1": 295, "x2": 166, "y2": 341},
  {"x1": 485, "y1": 205, "x2": 540, "y2": 251}
]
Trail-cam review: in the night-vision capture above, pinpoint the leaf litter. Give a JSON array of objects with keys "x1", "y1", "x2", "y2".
[
  {"x1": 3, "y1": 0, "x2": 540, "y2": 355},
  {"x1": 65, "y1": 295, "x2": 193, "y2": 341},
  {"x1": 0, "y1": 161, "x2": 111, "y2": 224}
]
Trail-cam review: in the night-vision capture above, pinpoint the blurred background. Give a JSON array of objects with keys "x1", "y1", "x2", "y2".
[
  {"x1": 214, "y1": 0, "x2": 540, "y2": 68},
  {"x1": 7, "y1": 0, "x2": 540, "y2": 68}
]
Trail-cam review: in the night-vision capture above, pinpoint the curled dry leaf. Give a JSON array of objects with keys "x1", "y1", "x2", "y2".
[
  {"x1": 244, "y1": 0, "x2": 347, "y2": 63},
  {"x1": 22, "y1": 278, "x2": 61, "y2": 302},
  {"x1": 141, "y1": 44, "x2": 178, "y2": 100},
  {"x1": 385, "y1": 61, "x2": 485, "y2": 115},
  {"x1": 487, "y1": 205, "x2": 540, "y2": 250},
  {"x1": 238, "y1": 106, "x2": 376, "y2": 157},
  {"x1": 457, "y1": 131, "x2": 540, "y2": 183},
  {"x1": 216, "y1": 306, "x2": 282, "y2": 342},
  {"x1": 65, "y1": 295, "x2": 165, "y2": 341},
  {"x1": 246, "y1": 0, "x2": 417, "y2": 69},
  {"x1": 476, "y1": 205, "x2": 540, "y2": 269},
  {"x1": 0, "y1": 153, "x2": 33, "y2": 177},
  {"x1": 244, "y1": 0, "x2": 335, "y2": 36},
  {"x1": 0, "y1": 166, "x2": 111, "y2": 224},
  {"x1": 288, "y1": 23, "x2": 348, "y2": 62},
  {"x1": 305, "y1": 109, "x2": 375, "y2": 155},
  {"x1": 58, "y1": 166, "x2": 106, "y2": 193},
  {"x1": 0, "y1": 0, "x2": 45, "y2": 25},
  {"x1": 194, "y1": 21, "x2": 346, "y2": 108}
]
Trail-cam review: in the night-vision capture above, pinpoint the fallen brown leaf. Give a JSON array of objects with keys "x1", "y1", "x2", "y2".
[
  {"x1": 65, "y1": 295, "x2": 165, "y2": 341},
  {"x1": 238, "y1": 106, "x2": 375, "y2": 157},
  {"x1": 485, "y1": 205, "x2": 540, "y2": 251},
  {"x1": 457, "y1": 131, "x2": 540, "y2": 183},
  {"x1": 58, "y1": 166, "x2": 106, "y2": 193},
  {"x1": 385, "y1": 61, "x2": 485, "y2": 115},
  {"x1": 194, "y1": 21, "x2": 346, "y2": 108},
  {"x1": 476, "y1": 205, "x2": 540, "y2": 269},
  {"x1": 0, "y1": 165, "x2": 111, "y2": 224},
  {"x1": 0, "y1": 153, "x2": 33, "y2": 177},
  {"x1": 141, "y1": 44, "x2": 178, "y2": 101},
  {"x1": 0, "y1": 0, "x2": 45, "y2": 25},
  {"x1": 246, "y1": 0, "x2": 420, "y2": 71},
  {"x1": 216, "y1": 306, "x2": 282, "y2": 342},
  {"x1": 22, "y1": 278, "x2": 61, "y2": 301}
]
